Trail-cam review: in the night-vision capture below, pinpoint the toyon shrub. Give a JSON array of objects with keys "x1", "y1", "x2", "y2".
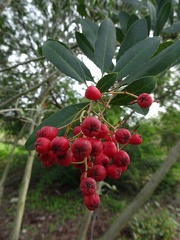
[
  {"x1": 33, "y1": 99, "x2": 145, "y2": 210},
  {"x1": 25, "y1": 17, "x2": 175, "y2": 211}
]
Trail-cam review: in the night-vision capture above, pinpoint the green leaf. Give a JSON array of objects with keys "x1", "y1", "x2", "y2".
[
  {"x1": 154, "y1": 2, "x2": 172, "y2": 36},
  {"x1": 152, "y1": 41, "x2": 173, "y2": 57},
  {"x1": 117, "y1": 19, "x2": 148, "y2": 60},
  {"x1": 110, "y1": 76, "x2": 156, "y2": 106},
  {"x1": 75, "y1": 32, "x2": 95, "y2": 62},
  {"x1": 42, "y1": 40, "x2": 86, "y2": 84},
  {"x1": 124, "y1": 40, "x2": 180, "y2": 84},
  {"x1": 126, "y1": 14, "x2": 139, "y2": 31},
  {"x1": 96, "y1": 73, "x2": 118, "y2": 92},
  {"x1": 116, "y1": 27, "x2": 125, "y2": 43},
  {"x1": 147, "y1": 1, "x2": 157, "y2": 30},
  {"x1": 119, "y1": 11, "x2": 130, "y2": 33},
  {"x1": 25, "y1": 103, "x2": 89, "y2": 151},
  {"x1": 81, "y1": 19, "x2": 98, "y2": 48},
  {"x1": 163, "y1": 21, "x2": 180, "y2": 34},
  {"x1": 127, "y1": 103, "x2": 149, "y2": 115},
  {"x1": 95, "y1": 18, "x2": 116, "y2": 74},
  {"x1": 114, "y1": 37, "x2": 161, "y2": 80},
  {"x1": 79, "y1": 60, "x2": 94, "y2": 82}
]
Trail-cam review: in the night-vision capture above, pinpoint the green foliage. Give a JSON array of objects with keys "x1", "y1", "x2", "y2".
[
  {"x1": 110, "y1": 76, "x2": 157, "y2": 105},
  {"x1": 94, "y1": 18, "x2": 116, "y2": 74},
  {"x1": 130, "y1": 204, "x2": 179, "y2": 240},
  {"x1": 25, "y1": 102, "x2": 89, "y2": 150}
]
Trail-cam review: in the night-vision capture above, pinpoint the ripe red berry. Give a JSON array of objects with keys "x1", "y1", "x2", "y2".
[
  {"x1": 103, "y1": 141, "x2": 117, "y2": 158},
  {"x1": 36, "y1": 126, "x2": 58, "y2": 140},
  {"x1": 85, "y1": 86, "x2": 101, "y2": 101},
  {"x1": 129, "y1": 134, "x2": 143, "y2": 145},
  {"x1": 56, "y1": 150, "x2": 73, "y2": 166},
  {"x1": 137, "y1": 93, "x2": 153, "y2": 108},
  {"x1": 115, "y1": 128, "x2": 131, "y2": 144},
  {"x1": 89, "y1": 138, "x2": 103, "y2": 157},
  {"x1": 38, "y1": 151, "x2": 56, "y2": 167},
  {"x1": 80, "y1": 177, "x2": 97, "y2": 196},
  {"x1": 103, "y1": 133, "x2": 117, "y2": 143},
  {"x1": 73, "y1": 126, "x2": 82, "y2": 136},
  {"x1": 81, "y1": 116, "x2": 101, "y2": 137},
  {"x1": 34, "y1": 137, "x2": 51, "y2": 154},
  {"x1": 94, "y1": 153, "x2": 110, "y2": 168},
  {"x1": 92, "y1": 165, "x2": 107, "y2": 182},
  {"x1": 96, "y1": 123, "x2": 109, "y2": 139},
  {"x1": 71, "y1": 137, "x2": 92, "y2": 160},
  {"x1": 50, "y1": 137, "x2": 70, "y2": 156},
  {"x1": 84, "y1": 193, "x2": 100, "y2": 211},
  {"x1": 113, "y1": 150, "x2": 130, "y2": 167},
  {"x1": 106, "y1": 164, "x2": 122, "y2": 179}
]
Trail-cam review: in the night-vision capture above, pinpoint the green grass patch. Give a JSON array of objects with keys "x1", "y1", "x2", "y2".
[{"x1": 26, "y1": 190, "x2": 84, "y2": 223}]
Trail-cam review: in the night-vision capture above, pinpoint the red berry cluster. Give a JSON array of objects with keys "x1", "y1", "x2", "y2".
[
  {"x1": 34, "y1": 115, "x2": 142, "y2": 211},
  {"x1": 33, "y1": 86, "x2": 155, "y2": 211}
]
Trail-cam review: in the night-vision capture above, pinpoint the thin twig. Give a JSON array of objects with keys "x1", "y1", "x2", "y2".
[{"x1": 0, "y1": 56, "x2": 45, "y2": 73}]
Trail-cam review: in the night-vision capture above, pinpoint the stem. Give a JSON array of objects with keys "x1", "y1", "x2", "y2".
[{"x1": 103, "y1": 91, "x2": 138, "y2": 98}]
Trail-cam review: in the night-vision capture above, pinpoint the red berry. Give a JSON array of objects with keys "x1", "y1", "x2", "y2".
[
  {"x1": 121, "y1": 166, "x2": 128, "y2": 172},
  {"x1": 85, "y1": 86, "x2": 101, "y2": 101},
  {"x1": 96, "y1": 123, "x2": 109, "y2": 139},
  {"x1": 71, "y1": 137, "x2": 92, "y2": 160},
  {"x1": 56, "y1": 150, "x2": 73, "y2": 166},
  {"x1": 73, "y1": 126, "x2": 82, "y2": 136},
  {"x1": 84, "y1": 193, "x2": 100, "y2": 211},
  {"x1": 38, "y1": 151, "x2": 56, "y2": 167},
  {"x1": 94, "y1": 153, "x2": 110, "y2": 168},
  {"x1": 36, "y1": 126, "x2": 58, "y2": 140},
  {"x1": 103, "y1": 134, "x2": 117, "y2": 143},
  {"x1": 113, "y1": 150, "x2": 130, "y2": 167},
  {"x1": 80, "y1": 177, "x2": 97, "y2": 196},
  {"x1": 34, "y1": 137, "x2": 51, "y2": 154},
  {"x1": 106, "y1": 164, "x2": 122, "y2": 179},
  {"x1": 137, "y1": 93, "x2": 153, "y2": 108},
  {"x1": 81, "y1": 116, "x2": 101, "y2": 137},
  {"x1": 115, "y1": 128, "x2": 131, "y2": 144},
  {"x1": 92, "y1": 165, "x2": 107, "y2": 182},
  {"x1": 103, "y1": 141, "x2": 117, "y2": 158},
  {"x1": 50, "y1": 137, "x2": 70, "y2": 156},
  {"x1": 89, "y1": 138, "x2": 103, "y2": 157},
  {"x1": 129, "y1": 134, "x2": 143, "y2": 145}
]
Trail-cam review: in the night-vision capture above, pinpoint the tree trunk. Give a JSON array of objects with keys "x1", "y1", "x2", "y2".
[
  {"x1": 9, "y1": 115, "x2": 41, "y2": 240},
  {"x1": 100, "y1": 140, "x2": 180, "y2": 240},
  {"x1": 0, "y1": 124, "x2": 27, "y2": 205}
]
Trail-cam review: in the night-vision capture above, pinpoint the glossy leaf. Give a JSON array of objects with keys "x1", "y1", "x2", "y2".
[
  {"x1": 126, "y1": 14, "x2": 139, "y2": 31},
  {"x1": 81, "y1": 19, "x2": 98, "y2": 48},
  {"x1": 119, "y1": 11, "x2": 130, "y2": 33},
  {"x1": 147, "y1": 1, "x2": 156, "y2": 30},
  {"x1": 95, "y1": 18, "x2": 116, "y2": 74},
  {"x1": 110, "y1": 76, "x2": 156, "y2": 106},
  {"x1": 25, "y1": 103, "x2": 89, "y2": 151},
  {"x1": 122, "y1": 0, "x2": 139, "y2": 6},
  {"x1": 42, "y1": 40, "x2": 86, "y2": 84},
  {"x1": 124, "y1": 40, "x2": 180, "y2": 84},
  {"x1": 163, "y1": 21, "x2": 180, "y2": 34},
  {"x1": 117, "y1": 19, "x2": 148, "y2": 60},
  {"x1": 114, "y1": 37, "x2": 160, "y2": 80},
  {"x1": 127, "y1": 103, "x2": 149, "y2": 116},
  {"x1": 154, "y1": 2, "x2": 172, "y2": 36},
  {"x1": 75, "y1": 32, "x2": 95, "y2": 62},
  {"x1": 96, "y1": 73, "x2": 118, "y2": 92}
]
